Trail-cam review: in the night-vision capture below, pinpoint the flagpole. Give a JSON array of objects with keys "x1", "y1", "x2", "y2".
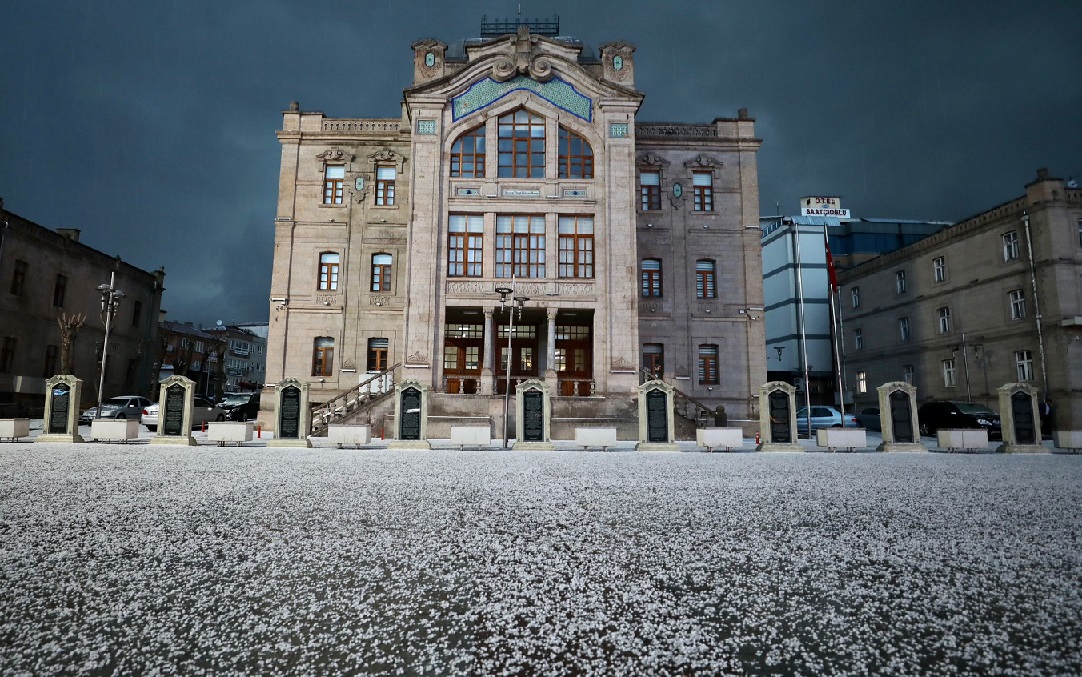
[{"x1": 824, "y1": 225, "x2": 846, "y2": 415}]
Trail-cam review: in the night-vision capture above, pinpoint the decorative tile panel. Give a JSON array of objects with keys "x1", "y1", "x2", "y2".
[
  {"x1": 416, "y1": 119, "x2": 437, "y2": 135},
  {"x1": 452, "y1": 76, "x2": 592, "y2": 122},
  {"x1": 609, "y1": 123, "x2": 629, "y2": 138}
]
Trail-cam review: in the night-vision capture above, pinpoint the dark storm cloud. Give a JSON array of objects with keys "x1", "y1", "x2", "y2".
[{"x1": 2, "y1": 1, "x2": 1079, "y2": 326}]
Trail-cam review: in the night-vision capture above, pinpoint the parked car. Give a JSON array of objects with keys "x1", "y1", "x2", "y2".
[
  {"x1": 79, "y1": 396, "x2": 152, "y2": 425},
  {"x1": 221, "y1": 391, "x2": 261, "y2": 422},
  {"x1": 858, "y1": 407, "x2": 882, "y2": 431},
  {"x1": 142, "y1": 396, "x2": 226, "y2": 432},
  {"x1": 917, "y1": 401, "x2": 1001, "y2": 439},
  {"x1": 795, "y1": 406, "x2": 860, "y2": 435}
]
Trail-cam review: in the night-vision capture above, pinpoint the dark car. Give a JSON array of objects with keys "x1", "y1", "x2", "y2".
[
  {"x1": 858, "y1": 407, "x2": 882, "y2": 431},
  {"x1": 221, "y1": 391, "x2": 261, "y2": 422},
  {"x1": 917, "y1": 401, "x2": 1002, "y2": 439}
]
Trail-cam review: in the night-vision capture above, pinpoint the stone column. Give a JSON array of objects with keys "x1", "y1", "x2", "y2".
[
  {"x1": 545, "y1": 306, "x2": 558, "y2": 391},
  {"x1": 481, "y1": 307, "x2": 494, "y2": 395}
]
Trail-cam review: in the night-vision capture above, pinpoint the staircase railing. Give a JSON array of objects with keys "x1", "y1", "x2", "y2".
[
  {"x1": 310, "y1": 363, "x2": 400, "y2": 436},
  {"x1": 640, "y1": 369, "x2": 715, "y2": 427}
]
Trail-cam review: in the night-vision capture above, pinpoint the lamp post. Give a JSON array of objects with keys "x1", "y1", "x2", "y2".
[
  {"x1": 95, "y1": 271, "x2": 125, "y2": 421},
  {"x1": 493, "y1": 283, "x2": 529, "y2": 448}
]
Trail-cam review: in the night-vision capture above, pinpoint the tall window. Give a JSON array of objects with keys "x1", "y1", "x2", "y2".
[
  {"x1": 0, "y1": 337, "x2": 15, "y2": 373},
  {"x1": 375, "y1": 167, "x2": 396, "y2": 205},
  {"x1": 10, "y1": 260, "x2": 27, "y2": 296},
  {"x1": 498, "y1": 109, "x2": 545, "y2": 179},
  {"x1": 132, "y1": 301, "x2": 143, "y2": 327},
  {"x1": 1009, "y1": 289, "x2": 1026, "y2": 319},
  {"x1": 695, "y1": 260, "x2": 717, "y2": 298},
  {"x1": 895, "y1": 270, "x2": 906, "y2": 294},
  {"x1": 937, "y1": 306, "x2": 951, "y2": 334},
  {"x1": 558, "y1": 127, "x2": 593, "y2": 179},
  {"x1": 851, "y1": 286, "x2": 860, "y2": 308},
  {"x1": 323, "y1": 165, "x2": 345, "y2": 204},
  {"x1": 933, "y1": 256, "x2": 946, "y2": 283},
  {"x1": 367, "y1": 338, "x2": 389, "y2": 372},
  {"x1": 43, "y1": 344, "x2": 58, "y2": 378},
  {"x1": 52, "y1": 274, "x2": 67, "y2": 307},
  {"x1": 371, "y1": 254, "x2": 392, "y2": 291},
  {"x1": 693, "y1": 171, "x2": 714, "y2": 211},
  {"x1": 643, "y1": 343, "x2": 664, "y2": 378},
  {"x1": 312, "y1": 337, "x2": 334, "y2": 376},
  {"x1": 640, "y1": 171, "x2": 661, "y2": 211},
  {"x1": 1002, "y1": 231, "x2": 1019, "y2": 261},
  {"x1": 942, "y1": 359, "x2": 957, "y2": 387},
  {"x1": 641, "y1": 259, "x2": 662, "y2": 297},
  {"x1": 1015, "y1": 350, "x2": 1033, "y2": 381},
  {"x1": 898, "y1": 317, "x2": 910, "y2": 342},
  {"x1": 447, "y1": 214, "x2": 484, "y2": 277},
  {"x1": 698, "y1": 345, "x2": 719, "y2": 385},
  {"x1": 853, "y1": 328, "x2": 863, "y2": 351},
  {"x1": 856, "y1": 371, "x2": 867, "y2": 393},
  {"x1": 903, "y1": 365, "x2": 914, "y2": 385},
  {"x1": 450, "y1": 126, "x2": 486, "y2": 178},
  {"x1": 558, "y1": 216, "x2": 594, "y2": 279},
  {"x1": 318, "y1": 252, "x2": 340, "y2": 290},
  {"x1": 496, "y1": 215, "x2": 545, "y2": 278}
]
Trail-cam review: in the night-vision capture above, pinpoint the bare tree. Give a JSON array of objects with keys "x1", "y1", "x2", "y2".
[{"x1": 57, "y1": 313, "x2": 86, "y2": 375}]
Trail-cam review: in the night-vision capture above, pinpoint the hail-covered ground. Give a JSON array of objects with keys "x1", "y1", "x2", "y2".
[{"x1": 1, "y1": 443, "x2": 1080, "y2": 675}]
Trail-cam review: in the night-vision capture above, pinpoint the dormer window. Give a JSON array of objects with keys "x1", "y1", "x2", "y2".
[
  {"x1": 450, "y1": 125, "x2": 486, "y2": 178},
  {"x1": 558, "y1": 127, "x2": 593, "y2": 179},
  {"x1": 498, "y1": 109, "x2": 546, "y2": 179}
]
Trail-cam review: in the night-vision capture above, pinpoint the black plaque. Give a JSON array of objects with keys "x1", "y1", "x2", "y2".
[
  {"x1": 399, "y1": 388, "x2": 422, "y2": 440},
  {"x1": 523, "y1": 390, "x2": 544, "y2": 442},
  {"x1": 1011, "y1": 391, "x2": 1036, "y2": 444},
  {"x1": 646, "y1": 389, "x2": 669, "y2": 443},
  {"x1": 768, "y1": 391, "x2": 791, "y2": 443},
  {"x1": 48, "y1": 384, "x2": 71, "y2": 434},
  {"x1": 279, "y1": 386, "x2": 301, "y2": 439},
  {"x1": 890, "y1": 391, "x2": 914, "y2": 443},
  {"x1": 163, "y1": 384, "x2": 186, "y2": 436}
]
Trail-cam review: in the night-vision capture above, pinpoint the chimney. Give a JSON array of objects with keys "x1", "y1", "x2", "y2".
[{"x1": 56, "y1": 228, "x2": 81, "y2": 242}]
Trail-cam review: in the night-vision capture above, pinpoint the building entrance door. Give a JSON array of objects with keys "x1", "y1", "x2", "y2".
[
  {"x1": 443, "y1": 322, "x2": 484, "y2": 394},
  {"x1": 495, "y1": 323, "x2": 538, "y2": 395},
  {"x1": 556, "y1": 324, "x2": 593, "y2": 396}
]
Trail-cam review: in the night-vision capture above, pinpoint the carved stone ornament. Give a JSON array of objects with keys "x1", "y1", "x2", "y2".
[
  {"x1": 492, "y1": 26, "x2": 555, "y2": 83},
  {"x1": 369, "y1": 149, "x2": 402, "y2": 164},
  {"x1": 685, "y1": 154, "x2": 724, "y2": 169},
  {"x1": 407, "y1": 351, "x2": 430, "y2": 366},
  {"x1": 599, "y1": 41, "x2": 635, "y2": 83},
  {"x1": 341, "y1": 358, "x2": 356, "y2": 370},
  {"x1": 637, "y1": 152, "x2": 670, "y2": 168},
  {"x1": 610, "y1": 356, "x2": 636, "y2": 371},
  {"x1": 316, "y1": 149, "x2": 353, "y2": 162},
  {"x1": 675, "y1": 366, "x2": 690, "y2": 379}
]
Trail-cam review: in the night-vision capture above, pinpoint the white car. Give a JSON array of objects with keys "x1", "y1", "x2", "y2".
[
  {"x1": 142, "y1": 396, "x2": 226, "y2": 432},
  {"x1": 79, "y1": 396, "x2": 152, "y2": 425}
]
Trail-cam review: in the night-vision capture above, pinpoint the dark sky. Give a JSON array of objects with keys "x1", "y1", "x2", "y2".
[{"x1": 2, "y1": 1, "x2": 1079, "y2": 327}]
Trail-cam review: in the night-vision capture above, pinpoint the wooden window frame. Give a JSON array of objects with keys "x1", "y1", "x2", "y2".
[
  {"x1": 312, "y1": 337, "x2": 335, "y2": 377},
  {"x1": 496, "y1": 215, "x2": 545, "y2": 279},
  {"x1": 698, "y1": 344, "x2": 719, "y2": 385},
  {"x1": 10, "y1": 260, "x2": 27, "y2": 296},
  {"x1": 695, "y1": 259, "x2": 717, "y2": 299},
  {"x1": 375, "y1": 166, "x2": 396, "y2": 206},
  {"x1": 371, "y1": 253, "x2": 392, "y2": 292},
  {"x1": 692, "y1": 171, "x2": 714, "y2": 211},
  {"x1": 323, "y1": 165, "x2": 345, "y2": 205},
  {"x1": 640, "y1": 171, "x2": 661, "y2": 211},
  {"x1": 318, "y1": 252, "x2": 340, "y2": 291},
  {"x1": 558, "y1": 127, "x2": 594, "y2": 179},
  {"x1": 450, "y1": 125, "x2": 486, "y2": 178},
  {"x1": 447, "y1": 214, "x2": 484, "y2": 277},
  {"x1": 52, "y1": 274, "x2": 67, "y2": 308},
  {"x1": 498, "y1": 109, "x2": 546, "y2": 179},
  {"x1": 641, "y1": 258, "x2": 662, "y2": 297},
  {"x1": 557, "y1": 216, "x2": 594, "y2": 279},
  {"x1": 643, "y1": 343, "x2": 664, "y2": 378}
]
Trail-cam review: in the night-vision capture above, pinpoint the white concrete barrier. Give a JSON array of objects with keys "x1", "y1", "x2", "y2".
[
  {"x1": 327, "y1": 424, "x2": 371, "y2": 448},
  {"x1": 450, "y1": 426, "x2": 491, "y2": 449},
  {"x1": 90, "y1": 419, "x2": 140, "y2": 442},
  {"x1": 0, "y1": 419, "x2": 30, "y2": 441},
  {"x1": 696, "y1": 428, "x2": 744, "y2": 452},
  {"x1": 207, "y1": 422, "x2": 254, "y2": 446},
  {"x1": 937, "y1": 429, "x2": 990, "y2": 452},
  {"x1": 575, "y1": 428, "x2": 618, "y2": 451},
  {"x1": 1052, "y1": 430, "x2": 1082, "y2": 452},
  {"x1": 816, "y1": 428, "x2": 867, "y2": 452}
]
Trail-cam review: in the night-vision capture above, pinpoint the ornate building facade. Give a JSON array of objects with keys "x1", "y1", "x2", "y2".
[{"x1": 264, "y1": 20, "x2": 765, "y2": 433}]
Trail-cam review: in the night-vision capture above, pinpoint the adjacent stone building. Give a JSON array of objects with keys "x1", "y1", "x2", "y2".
[
  {"x1": 839, "y1": 169, "x2": 1082, "y2": 429},
  {"x1": 264, "y1": 19, "x2": 765, "y2": 433},
  {"x1": 0, "y1": 203, "x2": 165, "y2": 415}
]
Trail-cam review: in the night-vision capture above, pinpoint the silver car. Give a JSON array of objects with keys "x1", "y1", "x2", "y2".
[
  {"x1": 79, "y1": 396, "x2": 152, "y2": 425},
  {"x1": 142, "y1": 396, "x2": 226, "y2": 432}
]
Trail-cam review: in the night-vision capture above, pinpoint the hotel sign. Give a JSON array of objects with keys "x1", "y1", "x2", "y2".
[{"x1": 800, "y1": 196, "x2": 850, "y2": 218}]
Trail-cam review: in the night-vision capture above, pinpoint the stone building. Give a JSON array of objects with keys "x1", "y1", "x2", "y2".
[
  {"x1": 0, "y1": 203, "x2": 165, "y2": 415},
  {"x1": 839, "y1": 169, "x2": 1082, "y2": 429},
  {"x1": 264, "y1": 19, "x2": 765, "y2": 434}
]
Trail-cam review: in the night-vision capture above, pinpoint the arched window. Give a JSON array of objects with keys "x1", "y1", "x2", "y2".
[
  {"x1": 318, "y1": 252, "x2": 339, "y2": 290},
  {"x1": 641, "y1": 259, "x2": 662, "y2": 297},
  {"x1": 450, "y1": 125, "x2": 486, "y2": 178},
  {"x1": 312, "y1": 337, "x2": 334, "y2": 376},
  {"x1": 498, "y1": 109, "x2": 545, "y2": 179},
  {"x1": 695, "y1": 260, "x2": 716, "y2": 299},
  {"x1": 371, "y1": 253, "x2": 392, "y2": 292},
  {"x1": 558, "y1": 127, "x2": 593, "y2": 179}
]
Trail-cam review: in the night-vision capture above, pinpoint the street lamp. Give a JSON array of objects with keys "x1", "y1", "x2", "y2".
[
  {"x1": 95, "y1": 271, "x2": 125, "y2": 421},
  {"x1": 493, "y1": 283, "x2": 529, "y2": 448}
]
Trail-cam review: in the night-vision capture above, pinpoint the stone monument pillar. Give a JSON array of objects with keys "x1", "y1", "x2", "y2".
[
  {"x1": 514, "y1": 378, "x2": 554, "y2": 450},
  {"x1": 997, "y1": 383, "x2": 1044, "y2": 453},
  {"x1": 876, "y1": 381, "x2": 926, "y2": 452},
  {"x1": 757, "y1": 381, "x2": 801, "y2": 451},
  {"x1": 151, "y1": 375, "x2": 197, "y2": 445},
  {"x1": 268, "y1": 378, "x2": 312, "y2": 448},
  {"x1": 36, "y1": 375, "x2": 84, "y2": 443},
  {"x1": 390, "y1": 379, "x2": 430, "y2": 449},
  {"x1": 636, "y1": 379, "x2": 679, "y2": 451}
]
